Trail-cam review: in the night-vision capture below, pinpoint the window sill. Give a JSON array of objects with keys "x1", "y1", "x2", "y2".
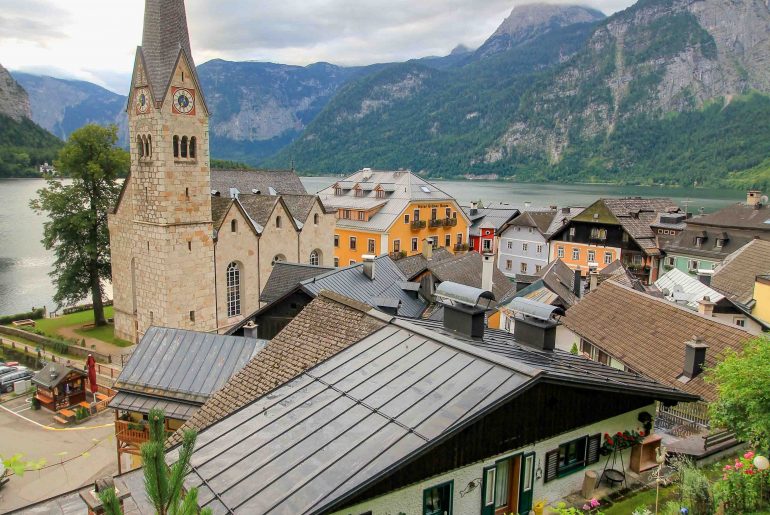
[
  {"x1": 557, "y1": 462, "x2": 587, "y2": 478},
  {"x1": 174, "y1": 159, "x2": 199, "y2": 165}
]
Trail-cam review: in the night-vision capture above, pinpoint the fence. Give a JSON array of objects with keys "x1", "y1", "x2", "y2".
[
  {"x1": 0, "y1": 337, "x2": 121, "y2": 379},
  {"x1": 0, "y1": 326, "x2": 112, "y2": 363},
  {"x1": 656, "y1": 400, "x2": 711, "y2": 434}
]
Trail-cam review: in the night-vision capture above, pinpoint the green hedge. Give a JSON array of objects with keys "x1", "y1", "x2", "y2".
[{"x1": 0, "y1": 308, "x2": 45, "y2": 325}]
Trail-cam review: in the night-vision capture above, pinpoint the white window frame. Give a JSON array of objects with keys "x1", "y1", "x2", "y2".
[
  {"x1": 226, "y1": 262, "x2": 241, "y2": 318},
  {"x1": 309, "y1": 250, "x2": 319, "y2": 266}
]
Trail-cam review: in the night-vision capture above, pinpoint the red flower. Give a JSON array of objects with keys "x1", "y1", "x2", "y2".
[
  {"x1": 607, "y1": 437, "x2": 615, "y2": 446},
  {"x1": 639, "y1": 431, "x2": 646, "y2": 437}
]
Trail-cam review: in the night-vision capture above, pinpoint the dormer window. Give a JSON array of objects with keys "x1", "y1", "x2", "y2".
[
  {"x1": 355, "y1": 187, "x2": 364, "y2": 197},
  {"x1": 695, "y1": 236, "x2": 704, "y2": 247},
  {"x1": 376, "y1": 189, "x2": 385, "y2": 199},
  {"x1": 335, "y1": 187, "x2": 343, "y2": 196}
]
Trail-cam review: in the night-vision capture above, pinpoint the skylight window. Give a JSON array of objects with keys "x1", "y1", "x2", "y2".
[
  {"x1": 420, "y1": 186, "x2": 431, "y2": 193},
  {"x1": 268, "y1": 187, "x2": 277, "y2": 196}
]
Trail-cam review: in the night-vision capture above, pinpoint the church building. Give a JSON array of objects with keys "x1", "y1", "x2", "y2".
[{"x1": 109, "y1": 0, "x2": 334, "y2": 343}]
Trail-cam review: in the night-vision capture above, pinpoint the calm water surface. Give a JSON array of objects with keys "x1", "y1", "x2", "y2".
[{"x1": 0, "y1": 177, "x2": 743, "y2": 315}]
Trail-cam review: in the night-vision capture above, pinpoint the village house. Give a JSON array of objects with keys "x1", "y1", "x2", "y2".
[
  {"x1": 109, "y1": 326, "x2": 264, "y2": 473},
  {"x1": 549, "y1": 198, "x2": 682, "y2": 284},
  {"x1": 164, "y1": 288, "x2": 694, "y2": 514},
  {"x1": 711, "y1": 238, "x2": 770, "y2": 327},
  {"x1": 497, "y1": 207, "x2": 582, "y2": 279},
  {"x1": 108, "y1": 0, "x2": 334, "y2": 342},
  {"x1": 316, "y1": 168, "x2": 471, "y2": 266},
  {"x1": 562, "y1": 280, "x2": 755, "y2": 458},
  {"x1": 463, "y1": 202, "x2": 520, "y2": 254}
]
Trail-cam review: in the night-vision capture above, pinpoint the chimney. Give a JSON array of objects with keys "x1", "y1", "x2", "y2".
[
  {"x1": 697, "y1": 269, "x2": 713, "y2": 287},
  {"x1": 561, "y1": 207, "x2": 571, "y2": 214},
  {"x1": 362, "y1": 254, "x2": 376, "y2": 280},
  {"x1": 683, "y1": 336, "x2": 708, "y2": 379},
  {"x1": 470, "y1": 202, "x2": 478, "y2": 216},
  {"x1": 242, "y1": 320, "x2": 259, "y2": 339},
  {"x1": 697, "y1": 295, "x2": 716, "y2": 317},
  {"x1": 421, "y1": 240, "x2": 433, "y2": 260},
  {"x1": 524, "y1": 201, "x2": 532, "y2": 210},
  {"x1": 747, "y1": 190, "x2": 762, "y2": 207},
  {"x1": 435, "y1": 282, "x2": 495, "y2": 339},
  {"x1": 573, "y1": 269, "x2": 582, "y2": 298},
  {"x1": 589, "y1": 270, "x2": 599, "y2": 292},
  {"x1": 514, "y1": 315, "x2": 557, "y2": 352},
  {"x1": 482, "y1": 253, "x2": 494, "y2": 292}
]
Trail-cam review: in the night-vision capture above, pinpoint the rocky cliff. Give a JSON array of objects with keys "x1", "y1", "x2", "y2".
[{"x1": 0, "y1": 64, "x2": 31, "y2": 122}]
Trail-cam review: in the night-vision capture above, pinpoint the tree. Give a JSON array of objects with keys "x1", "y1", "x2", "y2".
[
  {"x1": 99, "y1": 409, "x2": 211, "y2": 515},
  {"x1": 706, "y1": 336, "x2": 770, "y2": 448},
  {"x1": 30, "y1": 124, "x2": 128, "y2": 326}
]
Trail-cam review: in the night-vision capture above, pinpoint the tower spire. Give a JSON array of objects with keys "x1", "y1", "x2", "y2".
[{"x1": 141, "y1": 0, "x2": 195, "y2": 102}]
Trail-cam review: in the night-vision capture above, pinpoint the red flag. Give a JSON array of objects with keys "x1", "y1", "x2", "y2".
[{"x1": 86, "y1": 355, "x2": 98, "y2": 394}]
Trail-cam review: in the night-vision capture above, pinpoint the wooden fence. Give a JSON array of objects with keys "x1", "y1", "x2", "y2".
[
  {"x1": 0, "y1": 326, "x2": 112, "y2": 363},
  {"x1": 656, "y1": 400, "x2": 711, "y2": 431},
  {"x1": 0, "y1": 337, "x2": 122, "y2": 379}
]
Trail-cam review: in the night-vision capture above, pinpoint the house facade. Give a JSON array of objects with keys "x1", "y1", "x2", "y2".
[
  {"x1": 317, "y1": 169, "x2": 470, "y2": 266},
  {"x1": 109, "y1": 0, "x2": 333, "y2": 341},
  {"x1": 499, "y1": 210, "x2": 554, "y2": 277},
  {"x1": 464, "y1": 203, "x2": 520, "y2": 254}
]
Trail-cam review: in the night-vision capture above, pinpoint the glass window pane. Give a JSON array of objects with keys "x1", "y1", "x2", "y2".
[
  {"x1": 523, "y1": 455, "x2": 534, "y2": 491},
  {"x1": 484, "y1": 468, "x2": 495, "y2": 506},
  {"x1": 494, "y1": 459, "x2": 509, "y2": 508}
]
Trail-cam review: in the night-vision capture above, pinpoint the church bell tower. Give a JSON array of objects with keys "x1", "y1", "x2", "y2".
[{"x1": 110, "y1": 0, "x2": 217, "y2": 343}]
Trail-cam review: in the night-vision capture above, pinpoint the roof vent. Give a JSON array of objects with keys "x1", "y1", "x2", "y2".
[
  {"x1": 435, "y1": 282, "x2": 495, "y2": 339},
  {"x1": 242, "y1": 321, "x2": 259, "y2": 339},
  {"x1": 562, "y1": 207, "x2": 571, "y2": 214},
  {"x1": 362, "y1": 254, "x2": 376, "y2": 280},
  {"x1": 372, "y1": 297, "x2": 400, "y2": 316},
  {"x1": 681, "y1": 336, "x2": 708, "y2": 380},
  {"x1": 508, "y1": 297, "x2": 563, "y2": 352},
  {"x1": 268, "y1": 187, "x2": 277, "y2": 196},
  {"x1": 470, "y1": 202, "x2": 478, "y2": 216},
  {"x1": 211, "y1": 190, "x2": 221, "y2": 196},
  {"x1": 252, "y1": 189, "x2": 261, "y2": 195}
]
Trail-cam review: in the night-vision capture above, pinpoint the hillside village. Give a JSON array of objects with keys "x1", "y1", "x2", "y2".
[{"x1": 0, "y1": 1, "x2": 770, "y2": 515}]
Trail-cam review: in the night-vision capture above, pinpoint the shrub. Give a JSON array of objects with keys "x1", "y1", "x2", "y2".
[
  {"x1": 75, "y1": 406, "x2": 90, "y2": 421},
  {"x1": 712, "y1": 451, "x2": 765, "y2": 512},
  {"x1": 0, "y1": 308, "x2": 45, "y2": 325},
  {"x1": 30, "y1": 396, "x2": 40, "y2": 410},
  {"x1": 678, "y1": 459, "x2": 713, "y2": 514}
]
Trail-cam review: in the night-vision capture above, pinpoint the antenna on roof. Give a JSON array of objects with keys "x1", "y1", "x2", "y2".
[{"x1": 290, "y1": 157, "x2": 295, "y2": 172}]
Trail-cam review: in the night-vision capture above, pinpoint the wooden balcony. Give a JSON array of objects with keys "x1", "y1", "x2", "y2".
[{"x1": 115, "y1": 419, "x2": 149, "y2": 446}]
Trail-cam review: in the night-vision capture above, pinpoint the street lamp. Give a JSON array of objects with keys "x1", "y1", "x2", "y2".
[{"x1": 754, "y1": 455, "x2": 770, "y2": 471}]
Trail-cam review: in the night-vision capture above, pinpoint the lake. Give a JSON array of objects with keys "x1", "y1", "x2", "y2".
[{"x1": 0, "y1": 177, "x2": 744, "y2": 316}]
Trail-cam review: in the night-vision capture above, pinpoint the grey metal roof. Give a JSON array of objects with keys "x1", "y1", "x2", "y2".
[
  {"x1": 32, "y1": 362, "x2": 86, "y2": 389},
  {"x1": 260, "y1": 262, "x2": 333, "y2": 303},
  {"x1": 464, "y1": 205, "x2": 520, "y2": 235},
  {"x1": 655, "y1": 268, "x2": 726, "y2": 310},
  {"x1": 110, "y1": 391, "x2": 199, "y2": 420},
  {"x1": 301, "y1": 256, "x2": 426, "y2": 318},
  {"x1": 176, "y1": 323, "x2": 537, "y2": 514},
  {"x1": 428, "y1": 252, "x2": 516, "y2": 301},
  {"x1": 393, "y1": 247, "x2": 453, "y2": 280},
  {"x1": 112, "y1": 327, "x2": 265, "y2": 405},
  {"x1": 211, "y1": 169, "x2": 307, "y2": 198}
]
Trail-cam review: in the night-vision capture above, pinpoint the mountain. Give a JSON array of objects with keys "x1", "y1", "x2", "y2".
[
  {"x1": 12, "y1": 72, "x2": 129, "y2": 146},
  {"x1": 270, "y1": 0, "x2": 770, "y2": 189},
  {"x1": 0, "y1": 65, "x2": 62, "y2": 178},
  {"x1": 472, "y1": 3, "x2": 605, "y2": 60},
  {"x1": 196, "y1": 60, "x2": 385, "y2": 165}
]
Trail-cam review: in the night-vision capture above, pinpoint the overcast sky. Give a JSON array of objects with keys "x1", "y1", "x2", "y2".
[{"x1": 0, "y1": 0, "x2": 633, "y2": 95}]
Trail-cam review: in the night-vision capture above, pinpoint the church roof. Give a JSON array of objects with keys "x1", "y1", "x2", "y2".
[
  {"x1": 211, "y1": 169, "x2": 307, "y2": 198},
  {"x1": 140, "y1": 0, "x2": 202, "y2": 106}
]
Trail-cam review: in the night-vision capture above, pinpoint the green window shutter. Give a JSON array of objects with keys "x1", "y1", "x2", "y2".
[
  {"x1": 586, "y1": 433, "x2": 602, "y2": 465},
  {"x1": 544, "y1": 449, "x2": 559, "y2": 483}
]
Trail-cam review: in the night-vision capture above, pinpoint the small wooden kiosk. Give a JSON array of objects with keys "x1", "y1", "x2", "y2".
[{"x1": 32, "y1": 362, "x2": 88, "y2": 411}]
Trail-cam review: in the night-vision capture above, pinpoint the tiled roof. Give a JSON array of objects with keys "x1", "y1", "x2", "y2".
[
  {"x1": 545, "y1": 207, "x2": 584, "y2": 237},
  {"x1": 663, "y1": 229, "x2": 754, "y2": 260},
  {"x1": 427, "y1": 252, "x2": 515, "y2": 301},
  {"x1": 599, "y1": 260, "x2": 644, "y2": 291},
  {"x1": 711, "y1": 239, "x2": 770, "y2": 305},
  {"x1": 140, "y1": 0, "x2": 200, "y2": 107},
  {"x1": 259, "y1": 262, "x2": 333, "y2": 303},
  {"x1": 280, "y1": 194, "x2": 322, "y2": 223},
  {"x1": 236, "y1": 195, "x2": 280, "y2": 230},
  {"x1": 539, "y1": 258, "x2": 579, "y2": 307},
  {"x1": 210, "y1": 196, "x2": 234, "y2": 230},
  {"x1": 32, "y1": 362, "x2": 85, "y2": 389},
  {"x1": 167, "y1": 293, "x2": 386, "y2": 447},
  {"x1": 393, "y1": 247, "x2": 453, "y2": 280},
  {"x1": 563, "y1": 281, "x2": 753, "y2": 401},
  {"x1": 175, "y1": 294, "x2": 693, "y2": 514},
  {"x1": 317, "y1": 170, "x2": 463, "y2": 232},
  {"x1": 211, "y1": 169, "x2": 307, "y2": 197},
  {"x1": 111, "y1": 327, "x2": 264, "y2": 406},
  {"x1": 689, "y1": 201, "x2": 770, "y2": 232},
  {"x1": 505, "y1": 210, "x2": 557, "y2": 235}
]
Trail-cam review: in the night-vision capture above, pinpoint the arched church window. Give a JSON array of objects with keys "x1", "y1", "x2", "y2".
[
  {"x1": 181, "y1": 136, "x2": 188, "y2": 158},
  {"x1": 146, "y1": 135, "x2": 152, "y2": 157},
  {"x1": 226, "y1": 262, "x2": 241, "y2": 318},
  {"x1": 310, "y1": 250, "x2": 321, "y2": 266},
  {"x1": 271, "y1": 254, "x2": 286, "y2": 266},
  {"x1": 189, "y1": 137, "x2": 196, "y2": 159},
  {"x1": 173, "y1": 135, "x2": 179, "y2": 158},
  {"x1": 314, "y1": 213, "x2": 320, "y2": 225},
  {"x1": 137, "y1": 135, "x2": 144, "y2": 158}
]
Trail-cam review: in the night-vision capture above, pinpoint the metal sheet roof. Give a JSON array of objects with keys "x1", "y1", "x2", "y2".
[
  {"x1": 655, "y1": 268, "x2": 725, "y2": 310},
  {"x1": 109, "y1": 391, "x2": 199, "y2": 420},
  {"x1": 177, "y1": 324, "x2": 535, "y2": 514},
  {"x1": 113, "y1": 327, "x2": 266, "y2": 404}
]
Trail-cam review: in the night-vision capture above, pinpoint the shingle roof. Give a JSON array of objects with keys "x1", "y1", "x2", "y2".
[
  {"x1": 211, "y1": 169, "x2": 307, "y2": 197},
  {"x1": 301, "y1": 256, "x2": 426, "y2": 318},
  {"x1": 690, "y1": 201, "x2": 770, "y2": 232},
  {"x1": 506, "y1": 210, "x2": 557, "y2": 235},
  {"x1": 236, "y1": 195, "x2": 279, "y2": 230},
  {"x1": 711, "y1": 239, "x2": 770, "y2": 306},
  {"x1": 392, "y1": 247, "x2": 453, "y2": 280},
  {"x1": 175, "y1": 294, "x2": 693, "y2": 514},
  {"x1": 545, "y1": 207, "x2": 584, "y2": 237},
  {"x1": 111, "y1": 327, "x2": 264, "y2": 406},
  {"x1": 663, "y1": 229, "x2": 754, "y2": 260},
  {"x1": 32, "y1": 362, "x2": 86, "y2": 389},
  {"x1": 259, "y1": 262, "x2": 333, "y2": 304},
  {"x1": 539, "y1": 258, "x2": 579, "y2": 307},
  {"x1": 167, "y1": 293, "x2": 387, "y2": 447},
  {"x1": 140, "y1": 0, "x2": 199, "y2": 107},
  {"x1": 428, "y1": 252, "x2": 515, "y2": 301},
  {"x1": 599, "y1": 260, "x2": 644, "y2": 291},
  {"x1": 280, "y1": 194, "x2": 322, "y2": 222},
  {"x1": 317, "y1": 170, "x2": 465, "y2": 232},
  {"x1": 563, "y1": 281, "x2": 754, "y2": 401},
  {"x1": 210, "y1": 196, "x2": 234, "y2": 230}
]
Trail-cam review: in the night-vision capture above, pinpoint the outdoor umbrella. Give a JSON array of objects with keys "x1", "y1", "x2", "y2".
[{"x1": 86, "y1": 354, "x2": 98, "y2": 395}]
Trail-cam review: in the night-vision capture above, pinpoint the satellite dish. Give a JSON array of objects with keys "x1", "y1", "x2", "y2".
[{"x1": 673, "y1": 284, "x2": 684, "y2": 294}]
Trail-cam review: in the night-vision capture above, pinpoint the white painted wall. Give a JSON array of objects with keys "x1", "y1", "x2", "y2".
[
  {"x1": 333, "y1": 406, "x2": 653, "y2": 515},
  {"x1": 498, "y1": 226, "x2": 549, "y2": 279}
]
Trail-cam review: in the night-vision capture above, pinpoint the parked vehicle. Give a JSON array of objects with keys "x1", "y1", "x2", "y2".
[
  {"x1": 0, "y1": 369, "x2": 33, "y2": 393},
  {"x1": 0, "y1": 366, "x2": 18, "y2": 379}
]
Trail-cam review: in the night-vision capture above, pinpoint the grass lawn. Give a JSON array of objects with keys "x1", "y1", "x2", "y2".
[
  {"x1": 6, "y1": 306, "x2": 131, "y2": 348},
  {"x1": 74, "y1": 323, "x2": 132, "y2": 347}
]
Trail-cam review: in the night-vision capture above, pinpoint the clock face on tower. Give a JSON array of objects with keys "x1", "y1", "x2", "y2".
[
  {"x1": 135, "y1": 88, "x2": 150, "y2": 114},
  {"x1": 172, "y1": 88, "x2": 195, "y2": 115}
]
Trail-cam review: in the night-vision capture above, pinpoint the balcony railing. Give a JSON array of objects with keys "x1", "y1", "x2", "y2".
[
  {"x1": 444, "y1": 218, "x2": 458, "y2": 227},
  {"x1": 429, "y1": 219, "x2": 443, "y2": 228},
  {"x1": 410, "y1": 220, "x2": 426, "y2": 230},
  {"x1": 115, "y1": 419, "x2": 149, "y2": 446},
  {"x1": 454, "y1": 243, "x2": 469, "y2": 252}
]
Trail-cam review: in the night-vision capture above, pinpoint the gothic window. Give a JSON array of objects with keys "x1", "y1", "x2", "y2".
[
  {"x1": 145, "y1": 135, "x2": 151, "y2": 157},
  {"x1": 276, "y1": 216, "x2": 282, "y2": 228},
  {"x1": 173, "y1": 135, "x2": 179, "y2": 158},
  {"x1": 310, "y1": 250, "x2": 320, "y2": 266},
  {"x1": 226, "y1": 262, "x2": 241, "y2": 318},
  {"x1": 137, "y1": 135, "x2": 144, "y2": 158},
  {"x1": 181, "y1": 136, "x2": 188, "y2": 158},
  {"x1": 189, "y1": 136, "x2": 196, "y2": 159}
]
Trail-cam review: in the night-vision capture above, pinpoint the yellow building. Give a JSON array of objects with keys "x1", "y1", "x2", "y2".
[
  {"x1": 318, "y1": 169, "x2": 471, "y2": 266},
  {"x1": 753, "y1": 275, "x2": 770, "y2": 324}
]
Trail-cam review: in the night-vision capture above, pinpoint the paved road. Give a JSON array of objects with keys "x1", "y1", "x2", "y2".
[{"x1": 0, "y1": 396, "x2": 118, "y2": 513}]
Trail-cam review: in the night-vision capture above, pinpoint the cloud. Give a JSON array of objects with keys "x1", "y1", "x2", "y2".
[{"x1": 0, "y1": 0, "x2": 69, "y2": 44}]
